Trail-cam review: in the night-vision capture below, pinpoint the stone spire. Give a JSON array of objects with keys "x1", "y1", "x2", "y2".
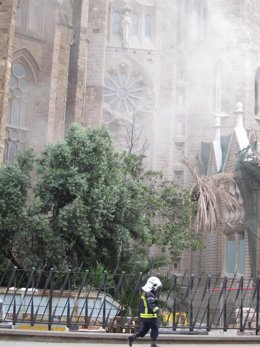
[
  {"x1": 234, "y1": 102, "x2": 249, "y2": 150},
  {"x1": 213, "y1": 114, "x2": 222, "y2": 171},
  {"x1": 212, "y1": 111, "x2": 230, "y2": 172}
]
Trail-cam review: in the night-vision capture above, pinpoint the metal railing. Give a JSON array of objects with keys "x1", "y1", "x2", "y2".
[{"x1": 0, "y1": 267, "x2": 259, "y2": 334}]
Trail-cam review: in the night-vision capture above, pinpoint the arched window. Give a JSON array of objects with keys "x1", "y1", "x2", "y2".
[
  {"x1": 113, "y1": 11, "x2": 121, "y2": 34},
  {"x1": 144, "y1": 15, "x2": 152, "y2": 37},
  {"x1": 214, "y1": 62, "x2": 231, "y2": 114},
  {"x1": 28, "y1": 0, "x2": 41, "y2": 33},
  {"x1": 198, "y1": 0, "x2": 207, "y2": 40},
  {"x1": 16, "y1": 0, "x2": 24, "y2": 27},
  {"x1": 15, "y1": 0, "x2": 42, "y2": 36},
  {"x1": 225, "y1": 232, "x2": 244, "y2": 274},
  {"x1": 191, "y1": 0, "x2": 208, "y2": 41},
  {"x1": 131, "y1": 13, "x2": 139, "y2": 36},
  {"x1": 4, "y1": 61, "x2": 33, "y2": 162},
  {"x1": 175, "y1": 142, "x2": 185, "y2": 161},
  {"x1": 177, "y1": 0, "x2": 187, "y2": 44},
  {"x1": 255, "y1": 68, "x2": 260, "y2": 116}
]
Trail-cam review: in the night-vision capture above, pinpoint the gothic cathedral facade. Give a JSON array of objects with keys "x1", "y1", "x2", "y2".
[{"x1": 0, "y1": 0, "x2": 260, "y2": 278}]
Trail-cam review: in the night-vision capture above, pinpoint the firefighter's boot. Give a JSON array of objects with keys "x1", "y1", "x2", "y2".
[{"x1": 128, "y1": 334, "x2": 136, "y2": 346}]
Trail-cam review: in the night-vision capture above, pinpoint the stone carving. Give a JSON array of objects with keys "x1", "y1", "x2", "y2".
[{"x1": 121, "y1": 7, "x2": 131, "y2": 47}]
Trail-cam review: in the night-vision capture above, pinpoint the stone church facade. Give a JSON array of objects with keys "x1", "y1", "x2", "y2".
[{"x1": 0, "y1": 0, "x2": 260, "y2": 279}]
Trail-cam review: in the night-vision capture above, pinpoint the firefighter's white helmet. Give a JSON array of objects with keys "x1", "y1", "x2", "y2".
[{"x1": 142, "y1": 276, "x2": 162, "y2": 292}]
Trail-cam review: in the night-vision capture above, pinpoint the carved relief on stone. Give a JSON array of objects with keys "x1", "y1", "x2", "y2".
[
  {"x1": 109, "y1": 0, "x2": 155, "y2": 49},
  {"x1": 121, "y1": 6, "x2": 131, "y2": 47}
]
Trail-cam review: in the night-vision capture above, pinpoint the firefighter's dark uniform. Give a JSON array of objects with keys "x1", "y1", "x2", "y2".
[{"x1": 128, "y1": 289, "x2": 161, "y2": 347}]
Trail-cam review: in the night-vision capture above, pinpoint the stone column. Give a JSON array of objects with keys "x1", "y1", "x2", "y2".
[
  {"x1": 46, "y1": 0, "x2": 73, "y2": 143},
  {"x1": 234, "y1": 102, "x2": 249, "y2": 151},
  {"x1": 65, "y1": 0, "x2": 89, "y2": 128},
  {"x1": 84, "y1": 0, "x2": 107, "y2": 127},
  {"x1": 0, "y1": 0, "x2": 17, "y2": 162}
]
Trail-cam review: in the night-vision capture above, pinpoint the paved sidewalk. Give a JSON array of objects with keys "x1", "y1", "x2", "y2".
[
  {"x1": 1, "y1": 341, "x2": 260, "y2": 347},
  {"x1": 0, "y1": 329, "x2": 260, "y2": 347}
]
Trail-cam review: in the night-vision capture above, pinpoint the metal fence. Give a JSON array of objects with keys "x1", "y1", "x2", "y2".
[{"x1": 0, "y1": 267, "x2": 259, "y2": 334}]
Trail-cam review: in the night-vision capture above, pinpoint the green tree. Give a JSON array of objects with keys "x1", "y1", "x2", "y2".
[
  {"x1": 30, "y1": 125, "x2": 150, "y2": 270},
  {"x1": 0, "y1": 125, "x2": 201, "y2": 272},
  {"x1": 153, "y1": 182, "x2": 202, "y2": 259},
  {"x1": 0, "y1": 148, "x2": 34, "y2": 268}
]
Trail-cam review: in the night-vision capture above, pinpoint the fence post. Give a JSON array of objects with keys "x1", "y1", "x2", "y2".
[
  {"x1": 256, "y1": 277, "x2": 260, "y2": 335},
  {"x1": 102, "y1": 298, "x2": 106, "y2": 329},
  {"x1": 239, "y1": 276, "x2": 244, "y2": 332},
  {"x1": 206, "y1": 275, "x2": 211, "y2": 331},
  {"x1": 48, "y1": 269, "x2": 54, "y2": 331},
  {"x1": 189, "y1": 274, "x2": 194, "y2": 331},
  {"x1": 220, "y1": 276, "x2": 227, "y2": 332},
  {"x1": 102, "y1": 272, "x2": 107, "y2": 329},
  {"x1": 30, "y1": 268, "x2": 35, "y2": 326},
  {"x1": 67, "y1": 273, "x2": 71, "y2": 328},
  {"x1": 85, "y1": 298, "x2": 88, "y2": 327},
  {"x1": 172, "y1": 275, "x2": 177, "y2": 331},
  {"x1": 12, "y1": 268, "x2": 17, "y2": 326}
]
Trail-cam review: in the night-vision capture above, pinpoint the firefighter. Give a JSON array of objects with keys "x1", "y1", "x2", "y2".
[{"x1": 128, "y1": 276, "x2": 162, "y2": 347}]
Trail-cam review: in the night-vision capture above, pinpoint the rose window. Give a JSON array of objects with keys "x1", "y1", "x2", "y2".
[{"x1": 103, "y1": 63, "x2": 153, "y2": 114}]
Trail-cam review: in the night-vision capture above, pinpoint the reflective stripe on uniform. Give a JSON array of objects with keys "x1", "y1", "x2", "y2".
[
  {"x1": 140, "y1": 313, "x2": 157, "y2": 318},
  {"x1": 140, "y1": 295, "x2": 158, "y2": 318}
]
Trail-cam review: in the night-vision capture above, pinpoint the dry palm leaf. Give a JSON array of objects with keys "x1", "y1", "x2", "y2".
[{"x1": 183, "y1": 158, "x2": 241, "y2": 232}]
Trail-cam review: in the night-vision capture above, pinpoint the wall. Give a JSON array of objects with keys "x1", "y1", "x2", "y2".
[{"x1": 0, "y1": 0, "x2": 17, "y2": 162}]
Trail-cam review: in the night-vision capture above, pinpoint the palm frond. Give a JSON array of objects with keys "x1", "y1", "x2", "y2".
[{"x1": 183, "y1": 158, "x2": 241, "y2": 232}]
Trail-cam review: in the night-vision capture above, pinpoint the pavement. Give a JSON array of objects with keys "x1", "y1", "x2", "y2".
[{"x1": 0, "y1": 329, "x2": 260, "y2": 347}]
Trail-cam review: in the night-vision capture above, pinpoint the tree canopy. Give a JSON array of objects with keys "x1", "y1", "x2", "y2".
[{"x1": 0, "y1": 125, "x2": 201, "y2": 272}]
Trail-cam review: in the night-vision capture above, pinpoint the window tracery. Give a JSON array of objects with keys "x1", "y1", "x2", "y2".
[
  {"x1": 175, "y1": 142, "x2": 185, "y2": 161},
  {"x1": 4, "y1": 61, "x2": 34, "y2": 162},
  {"x1": 103, "y1": 62, "x2": 153, "y2": 116},
  {"x1": 102, "y1": 59, "x2": 154, "y2": 145}
]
